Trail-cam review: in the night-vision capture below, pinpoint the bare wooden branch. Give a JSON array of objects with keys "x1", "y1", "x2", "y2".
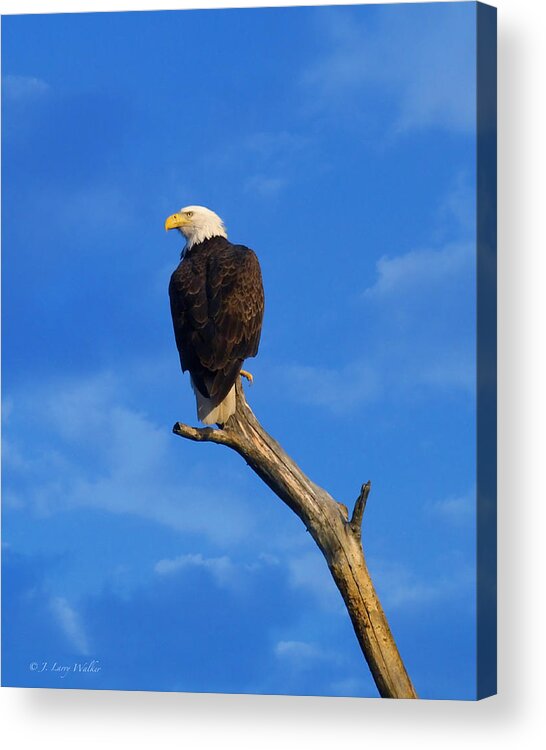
[
  {"x1": 172, "y1": 379, "x2": 417, "y2": 699},
  {"x1": 350, "y1": 481, "x2": 372, "y2": 540}
]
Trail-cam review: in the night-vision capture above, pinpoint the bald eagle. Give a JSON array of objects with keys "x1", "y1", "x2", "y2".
[{"x1": 165, "y1": 205, "x2": 265, "y2": 426}]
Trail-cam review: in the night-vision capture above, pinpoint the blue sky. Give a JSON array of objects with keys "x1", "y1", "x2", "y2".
[{"x1": 2, "y1": 2, "x2": 477, "y2": 699}]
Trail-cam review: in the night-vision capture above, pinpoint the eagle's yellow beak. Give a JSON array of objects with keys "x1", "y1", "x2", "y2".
[{"x1": 165, "y1": 213, "x2": 188, "y2": 231}]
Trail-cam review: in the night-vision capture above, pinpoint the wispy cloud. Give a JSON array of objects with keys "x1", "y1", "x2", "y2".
[
  {"x1": 40, "y1": 182, "x2": 136, "y2": 238},
  {"x1": 50, "y1": 596, "x2": 90, "y2": 655},
  {"x1": 205, "y1": 130, "x2": 313, "y2": 200},
  {"x1": 274, "y1": 361, "x2": 381, "y2": 416},
  {"x1": 415, "y1": 354, "x2": 475, "y2": 393},
  {"x1": 2, "y1": 74, "x2": 51, "y2": 143},
  {"x1": 372, "y1": 563, "x2": 443, "y2": 609},
  {"x1": 2, "y1": 74, "x2": 49, "y2": 101},
  {"x1": 274, "y1": 639, "x2": 323, "y2": 661},
  {"x1": 429, "y1": 489, "x2": 475, "y2": 526},
  {"x1": 154, "y1": 552, "x2": 235, "y2": 587},
  {"x1": 4, "y1": 371, "x2": 255, "y2": 544},
  {"x1": 273, "y1": 638, "x2": 347, "y2": 676},
  {"x1": 437, "y1": 172, "x2": 476, "y2": 236},
  {"x1": 302, "y1": 4, "x2": 476, "y2": 134},
  {"x1": 362, "y1": 242, "x2": 473, "y2": 299},
  {"x1": 244, "y1": 175, "x2": 286, "y2": 198},
  {"x1": 286, "y1": 550, "x2": 343, "y2": 612},
  {"x1": 154, "y1": 551, "x2": 282, "y2": 592},
  {"x1": 274, "y1": 636, "x2": 347, "y2": 670},
  {"x1": 370, "y1": 559, "x2": 475, "y2": 611},
  {"x1": 275, "y1": 174, "x2": 476, "y2": 414},
  {"x1": 329, "y1": 676, "x2": 368, "y2": 697}
]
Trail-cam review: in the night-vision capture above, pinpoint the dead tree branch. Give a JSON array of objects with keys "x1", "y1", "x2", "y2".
[
  {"x1": 350, "y1": 481, "x2": 371, "y2": 541},
  {"x1": 173, "y1": 379, "x2": 417, "y2": 699}
]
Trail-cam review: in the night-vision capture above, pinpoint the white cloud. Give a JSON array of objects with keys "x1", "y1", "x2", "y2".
[
  {"x1": 243, "y1": 131, "x2": 309, "y2": 157},
  {"x1": 275, "y1": 178, "x2": 474, "y2": 405},
  {"x1": 1, "y1": 437, "x2": 30, "y2": 473},
  {"x1": 437, "y1": 172, "x2": 476, "y2": 235},
  {"x1": 330, "y1": 676, "x2": 367, "y2": 696},
  {"x1": 50, "y1": 596, "x2": 90, "y2": 655},
  {"x1": 2, "y1": 74, "x2": 49, "y2": 101},
  {"x1": 244, "y1": 175, "x2": 286, "y2": 198},
  {"x1": 302, "y1": 4, "x2": 475, "y2": 133},
  {"x1": 41, "y1": 183, "x2": 136, "y2": 238},
  {"x1": 4, "y1": 371, "x2": 255, "y2": 544},
  {"x1": 274, "y1": 361, "x2": 381, "y2": 416},
  {"x1": 274, "y1": 639, "x2": 322, "y2": 661},
  {"x1": 429, "y1": 489, "x2": 475, "y2": 526},
  {"x1": 286, "y1": 551, "x2": 343, "y2": 612},
  {"x1": 375, "y1": 566, "x2": 441, "y2": 608},
  {"x1": 274, "y1": 639, "x2": 346, "y2": 671},
  {"x1": 204, "y1": 129, "x2": 313, "y2": 200},
  {"x1": 273, "y1": 340, "x2": 474, "y2": 416},
  {"x1": 237, "y1": 131, "x2": 310, "y2": 177},
  {"x1": 363, "y1": 242, "x2": 473, "y2": 299},
  {"x1": 154, "y1": 552, "x2": 235, "y2": 587},
  {"x1": 1, "y1": 489, "x2": 26, "y2": 510},
  {"x1": 2, "y1": 397, "x2": 14, "y2": 424},
  {"x1": 256, "y1": 552, "x2": 280, "y2": 567},
  {"x1": 154, "y1": 550, "x2": 281, "y2": 590},
  {"x1": 370, "y1": 559, "x2": 475, "y2": 611},
  {"x1": 416, "y1": 355, "x2": 475, "y2": 393},
  {"x1": 360, "y1": 173, "x2": 475, "y2": 303}
]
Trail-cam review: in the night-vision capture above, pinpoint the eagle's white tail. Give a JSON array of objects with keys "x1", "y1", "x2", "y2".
[{"x1": 191, "y1": 380, "x2": 236, "y2": 425}]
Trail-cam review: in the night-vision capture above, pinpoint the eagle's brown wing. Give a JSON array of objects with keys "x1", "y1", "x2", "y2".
[{"x1": 169, "y1": 239, "x2": 264, "y2": 406}]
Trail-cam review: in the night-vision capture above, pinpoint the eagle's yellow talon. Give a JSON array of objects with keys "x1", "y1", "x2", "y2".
[{"x1": 240, "y1": 369, "x2": 253, "y2": 385}]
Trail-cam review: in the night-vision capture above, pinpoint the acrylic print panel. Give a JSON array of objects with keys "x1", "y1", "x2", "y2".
[{"x1": 1, "y1": 2, "x2": 497, "y2": 699}]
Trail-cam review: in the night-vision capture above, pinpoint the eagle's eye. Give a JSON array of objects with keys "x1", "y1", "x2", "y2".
[{"x1": 186, "y1": 211, "x2": 193, "y2": 218}]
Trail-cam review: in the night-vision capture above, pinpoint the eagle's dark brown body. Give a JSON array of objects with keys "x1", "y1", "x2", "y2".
[{"x1": 169, "y1": 235, "x2": 264, "y2": 410}]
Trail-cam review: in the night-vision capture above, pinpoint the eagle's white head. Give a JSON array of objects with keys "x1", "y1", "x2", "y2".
[{"x1": 164, "y1": 205, "x2": 227, "y2": 250}]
